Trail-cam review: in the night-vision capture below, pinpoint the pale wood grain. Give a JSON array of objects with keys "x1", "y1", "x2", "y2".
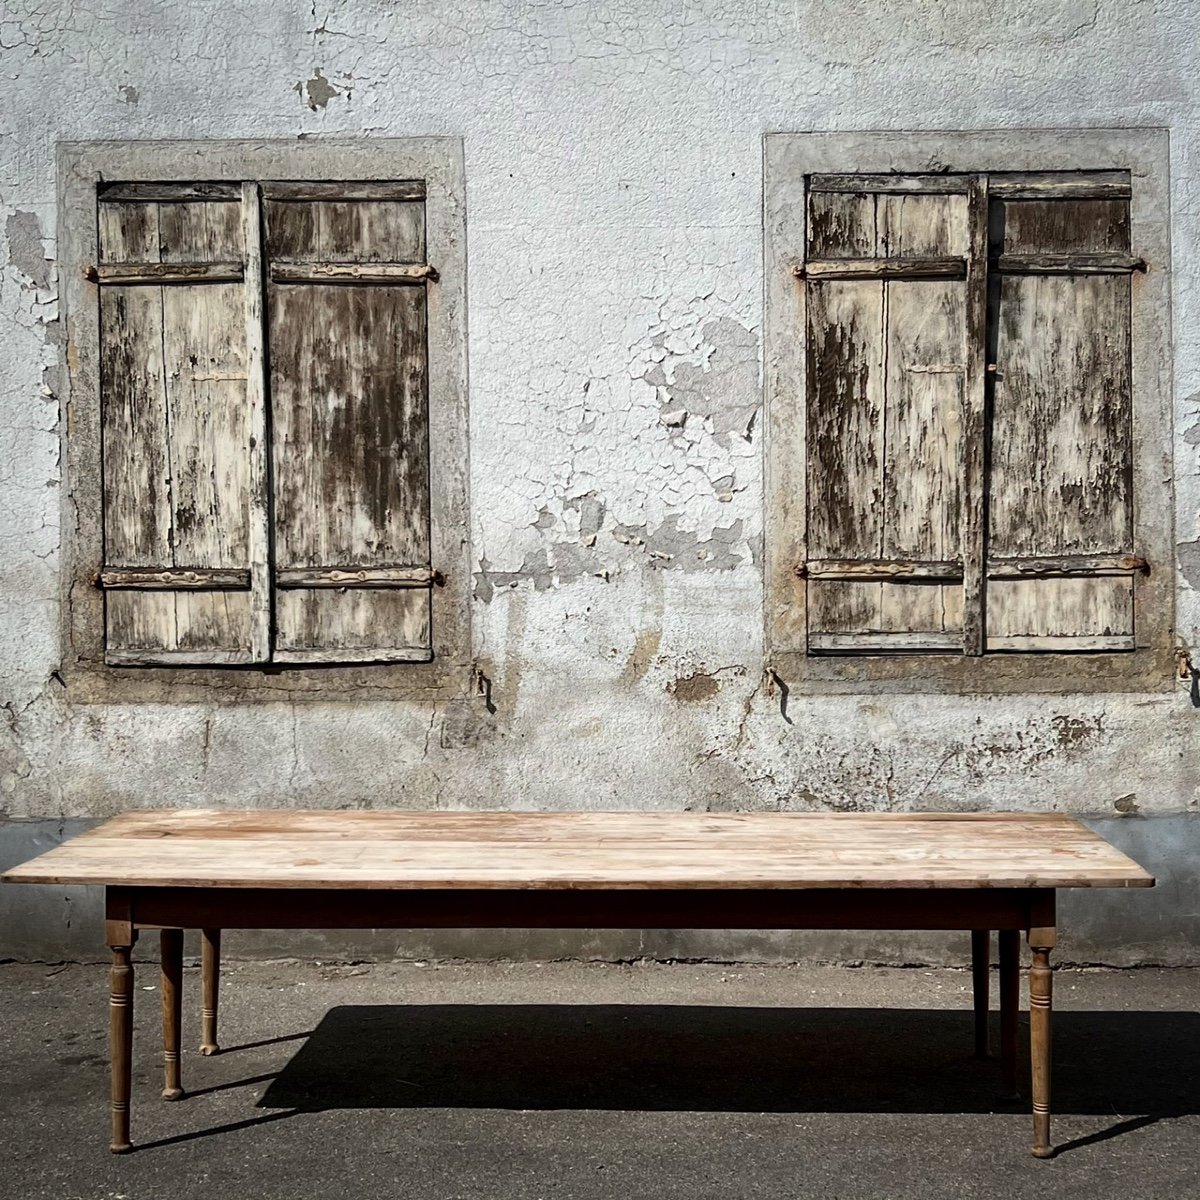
[{"x1": 1, "y1": 811, "x2": 1154, "y2": 891}]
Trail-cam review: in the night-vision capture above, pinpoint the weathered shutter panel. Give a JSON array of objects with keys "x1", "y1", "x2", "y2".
[
  {"x1": 263, "y1": 183, "x2": 433, "y2": 663},
  {"x1": 97, "y1": 183, "x2": 269, "y2": 665},
  {"x1": 985, "y1": 175, "x2": 1140, "y2": 651},
  {"x1": 803, "y1": 176, "x2": 984, "y2": 653}
]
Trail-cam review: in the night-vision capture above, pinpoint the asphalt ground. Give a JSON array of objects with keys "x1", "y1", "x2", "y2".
[{"x1": 1, "y1": 960, "x2": 1197, "y2": 1199}]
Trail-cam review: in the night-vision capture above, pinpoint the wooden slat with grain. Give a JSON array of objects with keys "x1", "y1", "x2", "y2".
[
  {"x1": 987, "y1": 172, "x2": 1130, "y2": 200},
  {"x1": 800, "y1": 258, "x2": 965, "y2": 281},
  {"x1": 0, "y1": 811, "x2": 1153, "y2": 890},
  {"x1": 996, "y1": 253, "x2": 1144, "y2": 275}
]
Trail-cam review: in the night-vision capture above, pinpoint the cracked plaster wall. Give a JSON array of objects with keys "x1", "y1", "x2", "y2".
[{"x1": 2, "y1": 1, "x2": 1200, "y2": 957}]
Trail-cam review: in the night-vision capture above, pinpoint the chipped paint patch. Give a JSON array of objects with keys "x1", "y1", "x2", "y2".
[
  {"x1": 294, "y1": 68, "x2": 342, "y2": 110},
  {"x1": 5, "y1": 212, "x2": 50, "y2": 289},
  {"x1": 643, "y1": 317, "x2": 760, "y2": 448},
  {"x1": 612, "y1": 515, "x2": 745, "y2": 572},
  {"x1": 118, "y1": 84, "x2": 139, "y2": 105},
  {"x1": 1051, "y1": 714, "x2": 1104, "y2": 752},
  {"x1": 621, "y1": 629, "x2": 661, "y2": 684},
  {"x1": 669, "y1": 672, "x2": 721, "y2": 702}
]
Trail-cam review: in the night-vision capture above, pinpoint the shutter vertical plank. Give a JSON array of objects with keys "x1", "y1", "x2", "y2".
[
  {"x1": 98, "y1": 201, "x2": 159, "y2": 262},
  {"x1": 158, "y1": 200, "x2": 242, "y2": 263},
  {"x1": 805, "y1": 279, "x2": 885, "y2": 560},
  {"x1": 100, "y1": 286, "x2": 174, "y2": 569},
  {"x1": 106, "y1": 591, "x2": 178, "y2": 656},
  {"x1": 159, "y1": 282, "x2": 249, "y2": 566},
  {"x1": 881, "y1": 278, "x2": 964, "y2": 561},
  {"x1": 989, "y1": 274, "x2": 1132, "y2": 555},
  {"x1": 877, "y1": 193, "x2": 968, "y2": 257},
  {"x1": 160, "y1": 280, "x2": 255, "y2": 658},
  {"x1": 807, "y1": 192, "x2": 875, "y2": 258}
]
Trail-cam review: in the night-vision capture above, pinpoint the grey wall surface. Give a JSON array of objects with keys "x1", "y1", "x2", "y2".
[{"x1": 2, "y1": 1, "x2": 1199, "y2": 962}]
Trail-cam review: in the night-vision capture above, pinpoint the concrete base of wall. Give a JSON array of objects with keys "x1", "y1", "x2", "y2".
[{"x1": 2, "y1": 815, "x2": 1196, "y2": 966}]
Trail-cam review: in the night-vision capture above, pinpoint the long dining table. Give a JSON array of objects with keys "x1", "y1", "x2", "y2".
[{"x1": 1, "y1": 808, "x2": 1153, "y2": 1157}]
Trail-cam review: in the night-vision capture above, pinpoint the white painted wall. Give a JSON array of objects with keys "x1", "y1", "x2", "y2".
[{"x1": 2, "y1": 1, "x2": 1198, "y2": 842}]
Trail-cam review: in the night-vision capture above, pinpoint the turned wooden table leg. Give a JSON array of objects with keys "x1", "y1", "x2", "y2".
[
  {"x1": 971, "y1": 929, "x2": 990, "y2": 1058},
  {"x1": 200, "y1": 928, "x2": 221, "y2": 1056},
  {"x1": 160, "y1": 929, "x2": 184, "y2": 1100},
  {"x1": 1028, "y1": 893, "x2": 1057, "y2": 1159},
  {"x1": 999, "y1": 929, "x2": 1020, "y2": 1099},
  {"x1": 106, "y1": 888, "x2": 137, "y2": 1154},
  {"x1": 108, "y1": 941, "x2": 136, "y2": 1153}
]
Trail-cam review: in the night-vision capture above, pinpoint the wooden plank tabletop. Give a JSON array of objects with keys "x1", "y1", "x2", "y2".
[{"x1": 0, "y1": 810, "x2": 1153, "y2": 890}]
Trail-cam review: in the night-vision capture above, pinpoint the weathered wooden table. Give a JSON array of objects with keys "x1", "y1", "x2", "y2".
[{"x1": 2, "y1": 810, "x2": 1152, "y2": 1157}]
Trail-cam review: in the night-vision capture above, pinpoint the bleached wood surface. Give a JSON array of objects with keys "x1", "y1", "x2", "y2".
[{"x1": 1, "y1": 810, "x2": 1154, "y2": 891}]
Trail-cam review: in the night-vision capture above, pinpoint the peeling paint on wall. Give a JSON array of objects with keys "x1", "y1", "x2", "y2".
[
  {"x1": 5, "y1": 212, "x2": 50, "y2": 289},
  {"x1": 669, "y1": 672, "x2": 721, "y2": 702},
  {"x1": 612, "y1": 515, "x2": 746, "y2": 572},
  {"x1": 643, "y1": 318, "x2": 760, "y2": 449}
]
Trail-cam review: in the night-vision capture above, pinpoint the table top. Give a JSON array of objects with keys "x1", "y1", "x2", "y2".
[{"x1": 0, "y1": 809, "x2": 1154, "y2": 891}]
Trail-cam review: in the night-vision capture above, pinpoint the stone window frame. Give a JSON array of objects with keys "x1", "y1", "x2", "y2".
[
  {"x1": 58, "y1": 138, "x2": 471, "y2": 703},
  {"x1": 763, "y1": 128, "x2": 1175, "y2": 695}
]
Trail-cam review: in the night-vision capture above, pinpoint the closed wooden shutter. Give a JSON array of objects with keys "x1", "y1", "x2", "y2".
[
  {"x1": 802, "y1": 175, "x2": 986, "y2": 653},
  {"x1": 985, "y1": 174, "x2": 1142, "y2": 651},
  {"x1": 97, "y1": 183, "x2": 269, "y2": 665},
  {"x1": 262, "y1": 183, "x2": 434, "y2": 663}
]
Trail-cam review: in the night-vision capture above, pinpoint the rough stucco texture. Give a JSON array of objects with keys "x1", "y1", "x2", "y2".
[{"x1": 1, "y1": 4, "x2": 1199, "y2": 878}]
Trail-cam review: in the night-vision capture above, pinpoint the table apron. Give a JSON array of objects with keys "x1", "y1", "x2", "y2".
[{"x1": 117, "y1": 886, "x2": 1048, "y2": 933}]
